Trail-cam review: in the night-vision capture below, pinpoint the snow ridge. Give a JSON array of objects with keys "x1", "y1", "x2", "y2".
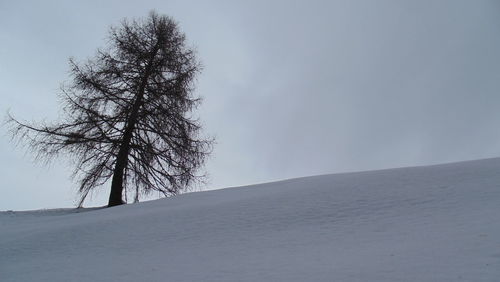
[{"x1": 1, "y1": 158, "x2": 500, "y2": 281}]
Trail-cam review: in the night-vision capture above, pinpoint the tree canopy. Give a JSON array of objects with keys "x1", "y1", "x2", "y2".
[{"x1": 8, "y1": 11, "x2": 213, "y2": 207}]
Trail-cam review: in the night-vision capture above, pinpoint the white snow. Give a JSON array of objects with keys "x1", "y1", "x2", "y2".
[{"x1": 1, "y1": 158, "x2": 500, "y2": 281}]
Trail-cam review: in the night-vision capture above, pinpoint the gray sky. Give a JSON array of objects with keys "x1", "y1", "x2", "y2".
[{"x1": 1, "y1": 0, "x2": 500, "y2": 210}]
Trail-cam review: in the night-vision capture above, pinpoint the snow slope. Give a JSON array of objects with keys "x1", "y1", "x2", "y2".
[{"x1": 1, "y1": 158, "x2": 500, "y2": 281}]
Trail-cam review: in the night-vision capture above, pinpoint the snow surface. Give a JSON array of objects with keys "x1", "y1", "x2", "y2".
[{"x1": 1, "y1": 158, "x2": 500, "y2": 281}]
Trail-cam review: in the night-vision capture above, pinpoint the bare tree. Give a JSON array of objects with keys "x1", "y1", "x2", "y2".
[{"x1": 7, "y1": 11, "x2": 213, "y2": 207}]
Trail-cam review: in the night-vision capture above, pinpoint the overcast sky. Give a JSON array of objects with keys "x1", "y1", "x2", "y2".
[{"x1": 1, "y1": 0, "x2": 500, "y2": 210}]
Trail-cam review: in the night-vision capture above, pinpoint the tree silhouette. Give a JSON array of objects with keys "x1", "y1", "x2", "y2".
[{"x1": 8, "y1": 11, "x2": 213, "y2": 207}]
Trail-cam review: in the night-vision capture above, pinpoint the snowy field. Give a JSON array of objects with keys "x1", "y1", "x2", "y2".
[{"x1": 1, "y1": 158, "x2": 500, "y2": 281}]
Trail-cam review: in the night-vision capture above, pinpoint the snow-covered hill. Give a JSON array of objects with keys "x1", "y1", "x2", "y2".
[{"x1": 1, "y1": 158, "x2": 500, "y2": 281}]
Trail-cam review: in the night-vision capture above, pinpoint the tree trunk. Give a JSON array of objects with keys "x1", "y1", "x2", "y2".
[{"x1": 108, "y1": 46, "x2": 159, "y2": 207}]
